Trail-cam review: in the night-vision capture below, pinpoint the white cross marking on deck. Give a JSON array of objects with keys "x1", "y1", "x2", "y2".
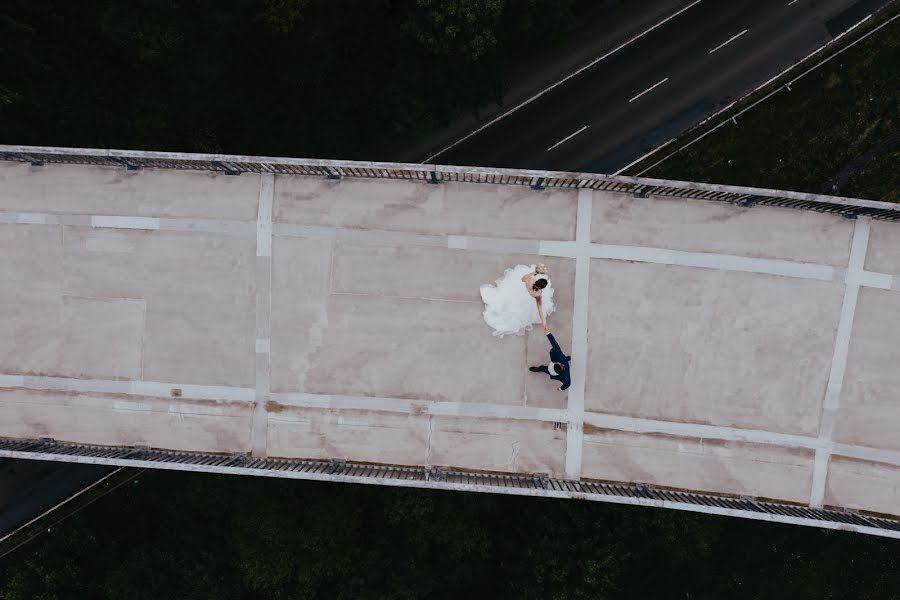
[
  {"x1": 251, "y1": 173, "x2": 275, "y2": 457},
  {"x1": 708, "y1": 29, "x2": 749, "y2": 54},
  {"x1": 565, "y1": 189, "x2": 593, "y2": 478},
  {"x1": 809, "y1": 217, "x2": 871, "y2": 507}
]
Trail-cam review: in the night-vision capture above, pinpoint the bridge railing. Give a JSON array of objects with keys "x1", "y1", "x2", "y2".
[
  {"x1": 2, "y1": 145, "x2": 898, "y2": 221},
  {"x1": 2, "y1": 437, "x2": 900, "y2": 539}
]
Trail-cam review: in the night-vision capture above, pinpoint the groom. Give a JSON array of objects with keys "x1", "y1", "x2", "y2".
[{"x1": 529, "y1": 325, "x2": 571, "y2": 391}]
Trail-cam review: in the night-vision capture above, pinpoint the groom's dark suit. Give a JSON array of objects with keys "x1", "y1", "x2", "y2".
[{"x1": 533, "y1": 333, "x2": 571, "y2": 391}]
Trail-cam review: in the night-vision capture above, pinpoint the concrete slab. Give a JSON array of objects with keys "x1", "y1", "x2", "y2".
[
  {"x1": 582, "y1": 428, "x2": 815, "y2": 502},
  {"x1": 833, "y1": 287, "x2": 900, "y2": 450},
  {"x1": 592, "y1": 192, "x2": 854, "y2": 265},
  {"x1": 55, "y1": 227, "x2": 258, "y2": 387},
  {"x1": 270, "y1": 235, "x2": 334, "y2": 393},
  {"x1": 429, "y1": 415, "x2": 566, "y2": 476},
  {"x1": 584, "y1": 260, "x2": 843, "y2": 436},
  {"x1": 865, "y1": 219, "x2": 900, "y2": 275},
  {"x1": 826, "y1": 456, "x2": 900, "y2": 516},
  {"x1": 274, "y1": 177, "x2": 577, "y2": 240},
  {"x1": 296, "y1": 293, "x2": 527, "y2": 405},
  {"x1": 0, "y1": 388, "x2": 252, "y2": 453},
  {"x1": 0, "y1": 282, "x2": 63, "y2": 376},
  {"x1": 331, "y1": 242, "x2": 542, "y2": 303},
  {"x1": 61, "y1": 228, "x2": 256, "y2": 299},
  {"x1": 143, "y1": 291, "x2": 256, "y2": 387},
  {"x1": 0, "y1": 224, "x2": 62, "y2": 283},
  {"x1": 266, "y1": 406, "x2": 428, "y2": 465},
  {"x1": 273, "y1": 238, "x2": 573, "y2": 409},
  {"x1": 57, "y1": 296, "x2": 144, "y2": 380},
  {"x1": 0, "y1": 162, "x2": 259, "y2": 220}
]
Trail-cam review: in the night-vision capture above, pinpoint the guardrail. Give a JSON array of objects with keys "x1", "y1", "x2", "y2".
[
  {"x1": 2, "y1": 438, "x2": 899, "y2": 539},
  {"x1": 2, "y1": 145, "x2": 899, "y2": 221}
]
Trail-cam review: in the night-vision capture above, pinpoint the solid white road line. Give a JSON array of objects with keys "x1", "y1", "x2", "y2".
[
  {"x1": 708, "y1": 28, "x2": 749, "y2": 54},
  {"x1": 423, "y1": 0, "x2": 704, "y2": 162},
  {"x1": 787, "y1": 0, "x2": 799, "y2": 5},
  {"x1": 629, "y1": 77, "x2": 669, "y2": 103},
  {"x1": 547, "y1": 126, "x2": 589, "y2": 152}
]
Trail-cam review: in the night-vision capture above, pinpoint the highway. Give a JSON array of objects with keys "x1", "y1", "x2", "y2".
[{"x1": 431, "y1": 0, "x2": 892, "y2": 173}]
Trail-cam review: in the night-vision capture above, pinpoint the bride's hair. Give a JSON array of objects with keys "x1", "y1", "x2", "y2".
[{"x1": 532, "y1": 277, "x2": 548, "y2": 291}]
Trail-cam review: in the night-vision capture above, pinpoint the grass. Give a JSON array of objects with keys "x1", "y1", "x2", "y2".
[{"x1": 640, "y1": 13, "x2": 900, "y2": 203}]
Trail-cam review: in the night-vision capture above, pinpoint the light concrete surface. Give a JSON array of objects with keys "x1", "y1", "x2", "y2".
[
  {"x1": 592, "y1": 192, "x2": 854, "y2": 265},
  {"x1": 833, "y1": 287, "x2": 900, "y2": 451},
  {"x1": 60, "y1": 227, "x2": 257, "y2": 387},
  {"x1": 0, "y1": 388, "x2": 252, "y2": 453},
  {"x1": 582, "y1": 428, "x2": 815, "y2": 503},
  {"x1": 866, "y1": 219, "x2": 900, "y2": 275},
  {"x1": 267, "y1": 406, "x2": 428, "y2": 466},
  {"x1": 295, "y1": 293, "x2": 530, "y2": 405},
  {"x1": 585, "y1": 260, "x2": 843, "y2": 436},
  {"x1": 428, "y1": 415, "x2": 566, "y2": 475},
  {"x1": 825, "y1": 456, "x2": 900, "y2": 516},
  {"x1": 267, "y1": 407, "x2": 564, "y2": 475},
  {"x1": 0, "y1": 162, "x2": 259, "y2": 221},
  {"x1": 274, "y1": 177, "x2": 577, "y2": 240},
  {"x1": 2, "y1": 159, "x2": 900, "y2": 519}
]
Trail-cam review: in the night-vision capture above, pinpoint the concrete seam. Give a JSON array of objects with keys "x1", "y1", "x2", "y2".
[
  {"x1": 91, "y1": 215, "x2": 160, "y2": 230},
  {"x1": 7, "y1": 211, "x2": 889, "y2": 284},
  {"x1": 251, "y1": 173, "x2": 275, "y2": 457},
  {"x1": 565, "y1": 189, "x2": 592, "y2": 478},
  {"x1": 810, "y1": 217, "x2": 870, "y2": 507},
  {"x1": 591, "y1": 244, "x2": 835, "y2": 281},
  {"x1": 269, "y1": 392, "x2": 569, "y2": 423}
]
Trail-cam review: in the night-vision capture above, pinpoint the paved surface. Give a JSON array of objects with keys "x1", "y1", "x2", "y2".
[
  {"x1": 0, "y1": 459, "x2": 113, "y2": 538},
  {"x1": 433, "y1": 0, "x2": 893, "y2": 172},
  {"x1": 1, "y1": 160, "x2": 899, "y2": 517}
]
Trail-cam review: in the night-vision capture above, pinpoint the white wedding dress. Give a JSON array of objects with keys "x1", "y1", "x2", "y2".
[{"x1": 480, "y1": 264, "x2": 555, "y2": 337}]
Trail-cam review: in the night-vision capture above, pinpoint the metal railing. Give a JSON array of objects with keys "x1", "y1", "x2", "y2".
[
  {"x1": 2, "y1": 145, "x2": 898, "y2": 221},
  {"x1": 2, "y1": 438, "x2": 899, "y2": 539}
]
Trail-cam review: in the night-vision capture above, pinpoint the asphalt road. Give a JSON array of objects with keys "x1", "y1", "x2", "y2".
[
  {"x1": 433, "y1": 0, "x2": 892, "y2": 173},
  {"x1": 0, "y1": 459, "x2": 114, "y2": 538}
]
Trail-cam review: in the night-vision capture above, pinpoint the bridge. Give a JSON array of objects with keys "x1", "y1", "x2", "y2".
[{"x1": 1, "y1": 145, "x2": 899, "y2": 538}]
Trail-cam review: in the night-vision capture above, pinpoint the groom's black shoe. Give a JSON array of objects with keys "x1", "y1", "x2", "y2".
[{"x1": 529, "y1": 366, "x2": 541, "y2": 372}]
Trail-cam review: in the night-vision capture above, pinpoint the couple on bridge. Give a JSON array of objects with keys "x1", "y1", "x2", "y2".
[{"x1": 480, "y1": 263, "x2": 571, "y2": 391}]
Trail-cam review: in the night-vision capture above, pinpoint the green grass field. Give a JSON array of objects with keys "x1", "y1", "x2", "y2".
[{"x1": 642, "y1": 15, "x2": 900, "y2": 203}]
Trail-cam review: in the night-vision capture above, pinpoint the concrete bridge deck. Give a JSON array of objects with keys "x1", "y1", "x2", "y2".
[{"x1": 1, "y1": 146, "x2": 899, "y2": 535}]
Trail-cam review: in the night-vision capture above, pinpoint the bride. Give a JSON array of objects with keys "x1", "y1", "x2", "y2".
[{"x1": 480, "y1": 263, "x2": 555, "y2": 337}]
